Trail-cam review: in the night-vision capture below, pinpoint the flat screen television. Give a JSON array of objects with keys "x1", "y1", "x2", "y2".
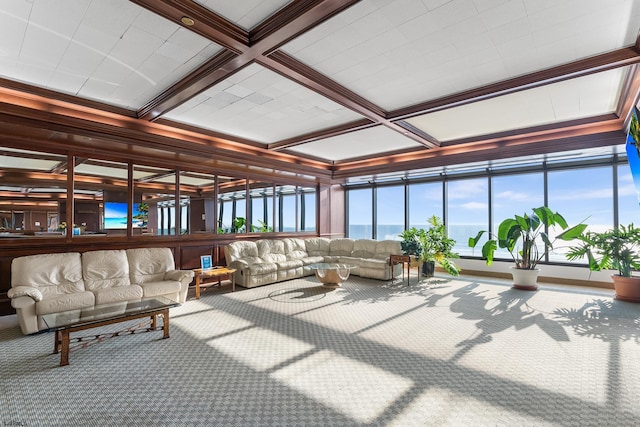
[
  {"x1": 626, "y1": 106, "x2": 640, "y2": 205},
  {"x1": 103, "y1": 202, "x2": 147, "y2": 229}
]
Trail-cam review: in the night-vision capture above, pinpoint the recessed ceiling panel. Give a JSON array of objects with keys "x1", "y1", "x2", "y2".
[
  {"x1": 405, "y1": 67, "x2": 626, "y2": 142},
  {"x1": 194, "y1": 0, "x2": 291, "y2": 30},
  {"x1": 288, "y1": 126, "x2": 423, "y2": 162},
  {"x1": 0, "y1": 0, "x2": 222, "y2": 110},
  {"x1": 282, "y1": 0, "x2": 640, "y2": 110},
  {"x1": 164, "y1": 63, "x2": 364, "y2": 143}
]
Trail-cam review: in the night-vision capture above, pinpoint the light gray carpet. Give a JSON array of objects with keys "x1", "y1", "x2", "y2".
[{"x1": 1, "y1": 274, "x2": 640, "y2": 426}]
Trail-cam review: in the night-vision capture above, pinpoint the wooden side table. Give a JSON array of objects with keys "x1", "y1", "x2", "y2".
[
  {"x1": 192, "y1": 267, "x2": 237, "y2": 299},
  {"x1": 389, "y1": 254, "x2": 412, "y2": 286}
]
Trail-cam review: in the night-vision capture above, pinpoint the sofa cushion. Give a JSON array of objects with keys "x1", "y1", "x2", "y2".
[
  {"x1": 283, "y1": 238, "x2": 308, "y2": 260},
  {"x1": 248, "y1": 263, "x2": 278, "y2": 275},
  {"x1": 225, "y1": 241, "x2": 259, "y2": 262},
  {"x1": 139, "y1": 280, "x2": 180, "y2": 299},
  {"x1": 276, "y1": 259, "x2": 304, "y2": 270},
  {"x1": 11, "y1": 252, "x2": 85, "y2": 297},
  {"x1": 374, "y1": 240, "x2": 402, "y2": 260},
  {"x1": 82, "y1": 249, "x2": 131, "y2": 290},
  {"x1": 300, "y1": 256, "x2": 325, "y2": 265},
  {"x1": 352, "y1": 239, "x2": 377, "y2": 258},
  {"x1": 93, "y1": 285, "x2": 143, "y2": 305},
  {"x1": 257, "y1": 239, "x2": 287, "y2": 263},
  {"x1": 329, "y1": 238, "x2": 355, "y2": 256},
  {"x1": 305, "y1": 238, "x2": 330, "y2": 256},
  {"x1": 126, "y1": 248, "x2": 175, "y2": 284},
  {"x1": 35, "y1": 291, "x2": 95, "y2": 316}
]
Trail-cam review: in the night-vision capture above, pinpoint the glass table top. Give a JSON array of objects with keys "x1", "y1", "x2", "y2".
[
  {"x1": 41, "y1": 296, "x2": 179, "y2": 331},
  {"x1": 307, "y1": 263, "x2": 358, "y2": 270}
]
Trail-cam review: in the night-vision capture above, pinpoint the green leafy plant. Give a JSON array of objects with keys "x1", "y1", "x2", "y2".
[
  {"x1": 399, "y1": 227, "x2": 422, "y2": 256},
  {"x1": 469, "y1": 206, "x2": 587, "y2": 270},
  {"x1": 251, "y1": 220, "x2": 273, "y2": 233},
  {"x1": 417, "y1": 215, "x2": 460, "y2": 276},
  {"x1": 566, "y1": 223, "x2": 640, "y2": 277},
  {"x1": 399, "y1": 216, "x2": 460, "y2": 276}
]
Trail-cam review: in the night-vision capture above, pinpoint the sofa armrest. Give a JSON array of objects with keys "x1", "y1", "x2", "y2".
[
  {"x1": 8, "y1": 286, "x2": 43, "y2": 302},
  {"x1": 164, "y1": 269, "x2": 195, "y2": 284}
]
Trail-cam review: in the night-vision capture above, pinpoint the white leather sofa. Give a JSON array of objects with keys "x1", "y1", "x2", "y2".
[
  {"x1": 224, "y1": 237, "x2": 402, "y2": 288},
  {"x1": 7, "y1": 248, "x2": 194, "y2": 335}
]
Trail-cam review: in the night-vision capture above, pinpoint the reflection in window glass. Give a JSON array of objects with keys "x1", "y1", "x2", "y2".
[
  {"x1": 377, "y1": 185, "x2": 404, "y2": 240},
  {"x1": 447, "y1": 177, "x2": 488, "y2": 256},
  {"x1": 348, "y1": 188, "x2": 372, "y2": 239},
  {"x1": 618, "y1": 163, "x2": 640, "y2": 227},
  {"x1": 548, "y1": 167, "x2": 613, "y2": 262},
  {"x1": 409, "y1": 182, "x2": 442, "y2": 230},
  {"x1": 491, "y1": 173, "x2": 544, "y2": 259},
  {"x1": 300, "y1": 188, "x2": 316, "y2": 232}
]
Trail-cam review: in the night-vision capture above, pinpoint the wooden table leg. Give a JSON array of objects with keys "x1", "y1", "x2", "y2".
[
  {"x1": 60, "y1": 330, "x2": 70, "y2": 366},
  {"x1": 195, "y1": 275, "x2": 201, "y2": 299},
  {"x1": 53, "y1": 330, "x2": 61, "y2": 354},
  {"x1": 150, "y1": 314, "x2": 157, "y2": 330},
  {"x1": 406, "y1": 262, "x2": 410, "y2": 286},
  {"x1": 162, "y1": 309, "x2": 170, "y2": 339}
]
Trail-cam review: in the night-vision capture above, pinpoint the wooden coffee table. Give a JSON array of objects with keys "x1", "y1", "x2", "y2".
[
  {"x1": 193, "y1": 267, "x2": 237, "y2": 298},
  {"x1": 41, "y1": 296, "x2": 179, "y2": 366}
]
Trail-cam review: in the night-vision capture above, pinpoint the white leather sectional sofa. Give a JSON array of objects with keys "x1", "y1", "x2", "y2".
[
  {"x1": 8, "y1": 248, "x2": 194, "y2": 335},
  {"x1": 224, "y1": 237, "x2": 402, "y2": 288}
]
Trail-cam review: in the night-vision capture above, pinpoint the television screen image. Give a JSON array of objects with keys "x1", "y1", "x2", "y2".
[
  {"x1": 626, "y1": 106, "x2": 640, "y2": 205},
  {"x1": 103, "y1": 202, "x2": 148, "y2": 229}
]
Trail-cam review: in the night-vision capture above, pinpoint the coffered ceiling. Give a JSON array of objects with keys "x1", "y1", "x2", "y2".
[{"x1": 1, "y1": 0, "x2": 640, "y2": 181}]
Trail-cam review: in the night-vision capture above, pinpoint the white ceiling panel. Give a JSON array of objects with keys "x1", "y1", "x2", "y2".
[
  {"x1": 282, "y1": 0, "x2": 640, "y2": 111},
  {"x1": 194, "y1": 0, "x2": 291, "y2": 30},
  {"x1": 0, "y1": 0, "x2": 222, "y2": 110},
  {"x1": 288, "y1": 126, "x2": 422, "y2": 162},
  {"x1": 405, "y1": 67, "x2": 626, "y2": 142},
  {"x1": 164, "y1": 63, "x2": 363, "y2": 143}
]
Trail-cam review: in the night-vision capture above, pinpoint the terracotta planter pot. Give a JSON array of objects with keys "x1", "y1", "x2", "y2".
[
  {"x1": 612, "y1": 275, "x2": 640, "y2": 302},
  {"x1": 510, "y1": 267, "x2": 540, "y2": 291}
]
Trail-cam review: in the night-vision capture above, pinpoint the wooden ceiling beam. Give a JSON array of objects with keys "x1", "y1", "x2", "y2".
[
  {"x1": 134, "y1": 0, "x2": 361, "y2": 122},
  {"x1": 390, "y1": 47, "x2": 640, "y2": 121},
  {"x1": 261, "y1": 52, "x2": 438, "y2": 149}
]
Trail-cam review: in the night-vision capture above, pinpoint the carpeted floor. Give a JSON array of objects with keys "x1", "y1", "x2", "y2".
[{"x1": 1, "y1": 274, "x2": 640, "y2": 426}]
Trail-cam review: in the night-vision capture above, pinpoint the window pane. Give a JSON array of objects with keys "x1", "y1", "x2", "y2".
[
  {"x1": 377, "y1": 185, "x2": 404, "y2": 240},
  {"x1": 409, "y1": 182, "x2": 443, "y2": 229},
  {"x1": 548, "y1": 167, "x2": 613, "y2": 262},
  {"x1": 277, "y1": 185, "x2": 296, "y2": 232},
  {"x1": 618, "y1": 162, "x2": 640, "y2": 227},
  {"x1": 134, "y1": 165, "x2": 175, "y2": 236},
  {"x1": 250, "y1": 183, "x2": 273, "y2": 233},
  {"x1": 491, "y1": 172, "x2": 544, "y2": 259},
  {"x1": 447, "y1": 177, "x2": 488, "y2": 256},
  {"x1": 348, "y1": 188, "x2": 372, "y2": 239},
  {"x1": 300, "y1": 187, "x2": 316, "y2": 232}
]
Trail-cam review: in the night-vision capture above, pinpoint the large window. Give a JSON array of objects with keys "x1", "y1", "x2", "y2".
[
  {"x1": 447, "y1": 177, "x2": 488, "y2": 257},
  {"x1": 348, "y1": 188, "x2": 372, "y2": 239},
  {"x1": 345, "y1": 155, "x2": 632, "y2": 265},
  {"x1": 548, "y1": 166, "x2": 613, "y2": 262},
  {"x1": 491, "y1": 172, "x2": 544, "y2": 259},
  {"x1": 409, "y1": 182, "x2": 443, "y2": 230},
  {"x1": 617, "y1": 164, "x2": 640, "y2": 227},
  {"x1": 377, "y1": 185, "x2": 404, "y2": 240}
]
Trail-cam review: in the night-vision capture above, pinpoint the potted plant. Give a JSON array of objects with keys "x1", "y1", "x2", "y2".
[
  {"x1": 468, "y1": 206, "x2": 586, "y2": 290},
  {"x1": 565, "y1": 223, "x2": 640, "y2": 302},
  {"x1": 416, "y1": 215, "x2": 460, "y2": 277},
  {"x1": 399, "y1": 216, "x2": 460, "y2": 277},
  {"x1": 399, "y1": 227, "x2": 422, "y2": 258}
]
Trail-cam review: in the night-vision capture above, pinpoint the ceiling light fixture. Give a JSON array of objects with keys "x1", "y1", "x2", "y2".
[{"x1": 181, "y1": 16, "x2": 195, "y2": 26}]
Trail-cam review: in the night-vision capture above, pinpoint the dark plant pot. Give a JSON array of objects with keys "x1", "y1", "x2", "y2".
[
  {"x1": 422, "y1": 260, "x2": 435, "y2": 278},
  {"x1": 612, "y1": 275, "x2": 640, "y2": 302}
]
